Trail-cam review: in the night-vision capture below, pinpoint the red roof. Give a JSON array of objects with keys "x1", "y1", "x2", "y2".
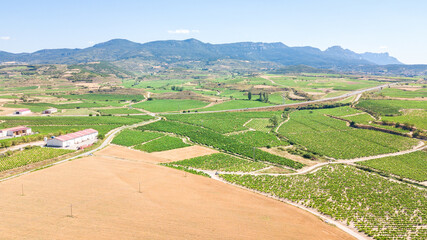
[
  {"x1": 4, "y1": 126, "x2": 30, "y2": 132},
  {"x1": 55, "y1": 129, "x2": 98, "y2": 142}
]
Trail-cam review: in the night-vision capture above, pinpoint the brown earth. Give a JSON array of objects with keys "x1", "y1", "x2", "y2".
[
  {"x1": 395, "y1": 87, "x2": 422, "y2": 91},
  {"x1": 150, "y1": 145, "x2": 218, "y2": 162},
  {"x1": 0, "y1": 145, "x2": 354, "y2": 240}
]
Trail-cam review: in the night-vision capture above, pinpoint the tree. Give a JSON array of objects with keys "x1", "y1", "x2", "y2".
[
  {"x1": 248, "y1": 91, "x2": 252, "y2": 100},
  {"x1": 269, "y1": 115, "x2": 279, "y2": 127}
]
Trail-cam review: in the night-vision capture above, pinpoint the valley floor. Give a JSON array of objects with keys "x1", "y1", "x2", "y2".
[{"x1": 0, "y1": 145, "x2": 354, "y2": 240}]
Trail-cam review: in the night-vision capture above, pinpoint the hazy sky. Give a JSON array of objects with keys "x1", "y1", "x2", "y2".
[{"x1": 1, "y1": 0, "x2": 426, "y2": 64}]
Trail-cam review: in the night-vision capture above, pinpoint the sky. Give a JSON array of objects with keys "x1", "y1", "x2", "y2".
[{"x1": 0, "y1": 0, "x2": 426, "y2": 64}]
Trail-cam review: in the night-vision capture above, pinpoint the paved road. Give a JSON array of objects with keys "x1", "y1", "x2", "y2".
[{"x1": 161, "y1": 82, "x2": 398, "y2": 115}]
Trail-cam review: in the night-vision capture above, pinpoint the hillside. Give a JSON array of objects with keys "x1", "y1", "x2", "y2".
[{"x1": 0, "y1": 39, "x2": 401, "y2": 68}]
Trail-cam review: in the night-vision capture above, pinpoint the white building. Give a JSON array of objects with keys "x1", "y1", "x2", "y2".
[
  {"x1": 0, "y1": 126, "x2": 32, "y2": 137},
  {"x1": 14, "y1": 109, "x2": 31, "y2": 115},
  {"x1": 42, "y1": 108, "x2": 57, "y2": 114},
  {"x1": 46, "y1": 129, "x2": 98, "y2": 148}
]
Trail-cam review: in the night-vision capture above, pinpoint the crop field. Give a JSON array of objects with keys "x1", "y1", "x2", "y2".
[
  {"x1": 270, "y1": 76, "x2": 383, "y2": 91},
  {"x1": 382, "y1": 109, "x2": 427, "y2": 129},
  {"x1": 278, "y1": 109, "x2": 418, "y2": 159},
  {"x1": 341, "y1": 113, "x2": 374, "y2": 124},
  {"x1": 309, "y1": 106, "x2": 361, "y2": 117},
  {"x1": 0, "y1": 115, "x2": 151, "y2": 128},
  {"x1": 54, "y1": 108, "x2": 98, "y2": 116},
  {"x1": 357, "y1": 99, "x2": 427, "y2": 116},
  {"x1": 112, "y1": 129, "x2": 163, "y2": 147},
  {"x1": 95, "y1": 108, "x2": 142, "y2": 115},
  {"x1": 0, "y1": 147, "x2": 73, "y2": 172},
  {"x1": 221, "y1": 164, "x2": 427, "y2": 240},
  {"x1": 171, "y1": 153, "x2": 268, "y2": 172},
  {"x1": 230, "y1": 131, "x2": 289, "y2": 148},
  {"x1": 358, "y1": 150, "x2": 427, "y2": 182},
  {"x1": 166, "y1": 111, "x2": 281, "y2": 134},
  {"x1": 138, "y1": 120, "x2": 304, "y2": 169},
  {"x1": 202, "y1": 100, "x2": 273, "y2": 111},
  {"x1": 245, "y1": 118, "x2": 272, "y2": 132},
  {"x1": 132, "y1": 99, "x2": 209, "y2": 112},
  {"x1": 380, "y1": 87, "x2": 427, "y2": 98},
  {"x1": 134, "y1": 135, "x2": 190, "y2": 152},
  {"x1": 4, "y1": 101, "x2": 128, "y2": 112},
  {"x1": 59, "y1": 94, "x2": 144, "y2": 102}
]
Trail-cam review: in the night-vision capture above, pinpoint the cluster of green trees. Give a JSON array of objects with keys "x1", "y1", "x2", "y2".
[
  {"x1": 258, "y1": 92, "x2": 269, "y2": 103},
  {"x1": 170, "y1": 86, "x2": 184, "y2": 91}
]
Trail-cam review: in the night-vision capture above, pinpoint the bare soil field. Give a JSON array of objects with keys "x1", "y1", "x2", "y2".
[
  {"x1": 150, "y1": 145, "x2": 218, "y2": 162},
  {"x1": 0, "y1": 145, "x2": 354, "y2": 240}
]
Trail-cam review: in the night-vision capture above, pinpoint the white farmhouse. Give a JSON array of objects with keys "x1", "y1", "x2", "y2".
[
  {"x1": 14, "y1": 109, "x2": 31, "y2": 115},
  {"x1": 46, "y1": 129, "x2": 98, "y2": 148},
  {"x1": 0, "y1": 126, "x2": 32, "y2": 137}
]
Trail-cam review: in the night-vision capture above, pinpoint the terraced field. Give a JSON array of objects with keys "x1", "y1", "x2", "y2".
[
  {"x1": 166, "y1": 111, "x2": 281, "y2": 134},
  {"x1": 132, "y1": 99, "x2": 209, "y2": 112},
  {"x1": 278, "y1": 109, "x2": 418, "y2": 159},
  {"x1": 0, "y1": 147, "x2": 73, "y2": 172},
  {"x1": 382, "y1": 109, "x2": 427, "y2": 129},
  {"x1": 134, "y1": 135, "x2": 190, "y2": 152},
  {"x1": 138, "y1": 120, "x2": 304, "y2": 169},
  {"x1": 230, "y1": 131, "x2": 289, "y2": 148},
  {"x1": 171, "y1": 153, "x2": 268, "y2": 172},
  {"x1": 112, "y1": 129, "x2": 163, "y2": 147},
  {"x1": 358, "y1": 150, "x2": 427, "y2": 182},
  {"x1": 202, "y1": 100, "x2": 273, "y2": 111},
  {"x1": 357, "y1": 99, "x2": 427, "y2": 116}
]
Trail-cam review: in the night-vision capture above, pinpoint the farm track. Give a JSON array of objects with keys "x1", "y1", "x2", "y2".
[
  {"x1": 198, "y1": 141, "x2": 426, "y2": 178},
  {"x1": 0, "y1": 113, "x2": 161, "y2": 183}
]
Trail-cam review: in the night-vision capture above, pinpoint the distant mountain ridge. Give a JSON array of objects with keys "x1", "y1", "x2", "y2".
[{"x1": 0, "y1": 38, "x2": 402, "y2": 67}]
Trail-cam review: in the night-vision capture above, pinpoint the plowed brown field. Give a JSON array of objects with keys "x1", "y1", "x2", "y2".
[{"x1": 0, "y1": 146, "x2": 354, "y2": 239}]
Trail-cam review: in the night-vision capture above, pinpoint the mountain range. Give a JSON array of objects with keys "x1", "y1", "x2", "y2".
[{"x1": 0, "y1": 39, "x2": 401, "y2": 68}]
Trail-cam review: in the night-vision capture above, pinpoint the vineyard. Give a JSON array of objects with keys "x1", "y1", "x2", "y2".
[
  {"x1": 341, "y1": 113, "x2": 374, "y2": 124},
  {"x1": 382, "y1": 110, "x2": 427, "y2": 130},
  {"x1": 138, "y1": 120, "x2": 304, "y2": 169},
  {"x1": 171, "y1": 153, "x2": 268, "y2": 172},
  {"x1": 244, "y1": 118, "x2": 272, "y2": 132},
  {"x1": 221, "y1": 164, "x2": 427, "y2": 240},
  {"x1": 201, "y1": 100, "x2": 273, "y2": 111},
  {"x1": 165, "y1": 111, "x2": 281, "y2": 134},
  {"x1": 358, "y1": 150, "x2": 427, "y2": 182},
  {"x1": 278, "y1": 109, "x2": 418, "y2": 159},
  {"x1": 59, "y1": 94, "x2": 145, "y2": 102},
  {"x1": 112, "y1": 129, "x2": 163, "y2": 147},
  {"x1": 134, "y1": 135, "x2": 190, "y2": 152},
  {"x1": 95, "y1": 108, "x2": 142, "y2": 115},
  {"x1": 132, "y1": 99, "x2": 209, "y2": 112},
  {"x1": 0, "y1": 115, "x2": 152, "y2": 127},
  {"x1": 230, "y1": 131, "x2": 289, "y2": 148},
  {"x1": 0, "y1": 147, "x2": 73, "y2": 172},
  {"x1": 357, "y1": 99, "x2": 427, "y2": 116}
]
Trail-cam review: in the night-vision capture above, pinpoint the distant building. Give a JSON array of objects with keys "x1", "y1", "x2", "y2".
[
  {"x1": 14, "y1": 109, "x2": 31, "y2": 115},
  {"x1": 0, "y1": 126, "x2": 32, "y2": 137},
  {"x1": 46, "y1": 129, "x2": 98, "y2": 148},
  {"x1": 42, "y1": 108, "x2": 58, "y2": 114}
]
